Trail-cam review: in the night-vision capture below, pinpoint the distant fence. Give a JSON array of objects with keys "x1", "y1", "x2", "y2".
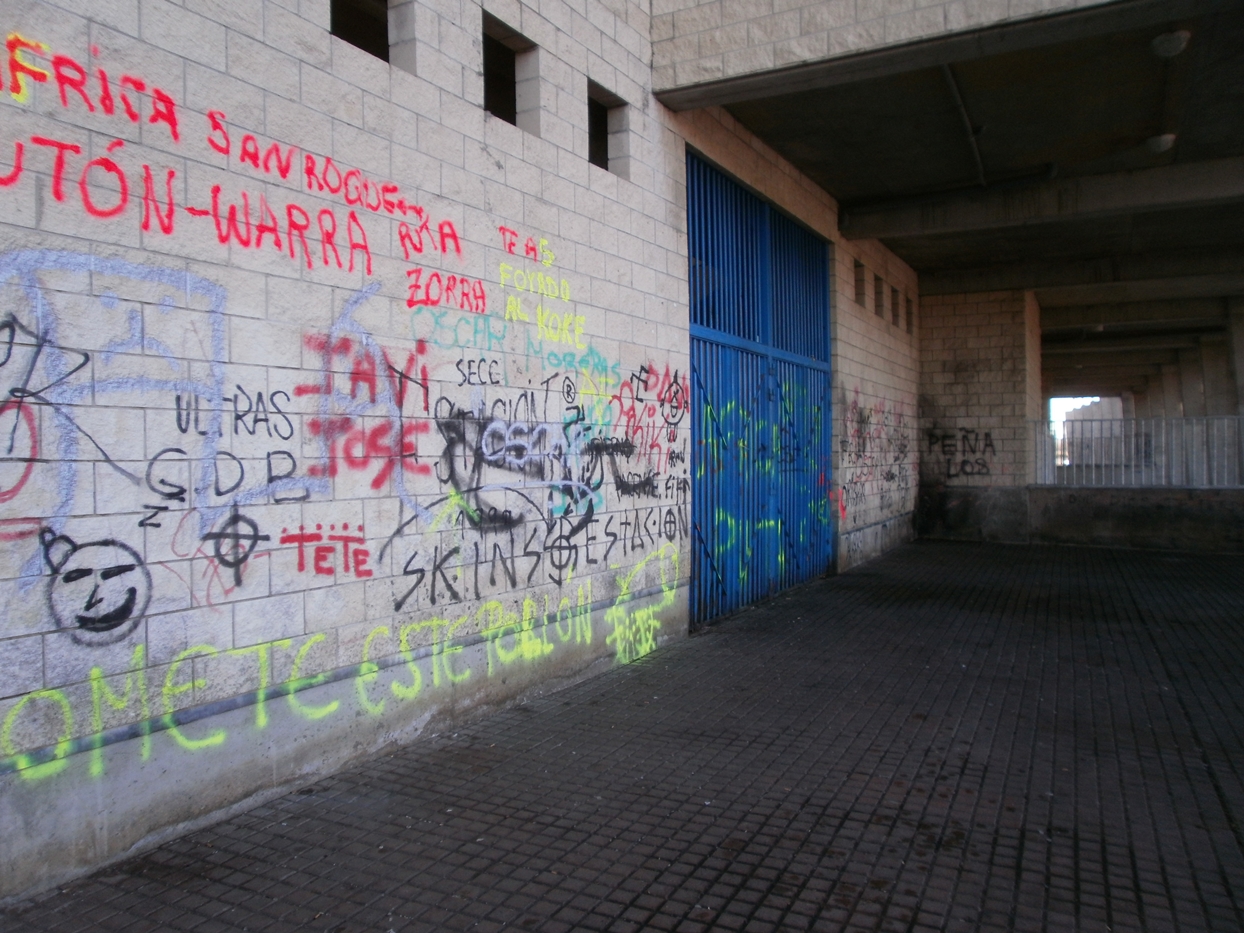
[{"x1": 1033, "y1": 417, "x2": 1244, "y2": 487}]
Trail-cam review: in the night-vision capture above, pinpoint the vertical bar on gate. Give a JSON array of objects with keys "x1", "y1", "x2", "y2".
[
  {"x1": 1147, "y1": 417, "x2": 1154, "y2": 484},
  {"x1": 1196, "y1": 417, "x2": 1203, "y2": 486},
  {"x1": 1172, "y1": 417, "x2": 1179, "y2": 485},
  {"x1": 1164, "y1": 417, "x2": 1170, "y2": 485},
  {"x1": 1211, "y1": 417, "x2": 1217, "y2": 486},
  {"x1": 1128, "y1": 417, "x2": 1134, "y2": 486},
  {"x1": 1099, "y1": 420, "x2": 1109, "y2": 485},
  {"x1": 1153, "y1": 417, "x2": 1158, "y2": 482},
  {"x1": 1165, "y1": 417, "x2": 1171, "y2": 485},
  {"x1": 1067, "y1": 420, "x2": 1074, "y2": 485},
  {"x1": 1103, "y1": 419, "x2": 1108, "y2": 484}
]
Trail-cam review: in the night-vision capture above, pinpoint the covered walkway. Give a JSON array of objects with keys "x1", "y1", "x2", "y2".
[{"x1": 6, "y1": 542, "x2": 1243, "y2": 933}]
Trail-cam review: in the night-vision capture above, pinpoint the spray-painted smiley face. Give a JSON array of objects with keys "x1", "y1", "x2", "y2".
[{"x1": 41, "y1": 531, "x2": 152, "y2": 647}]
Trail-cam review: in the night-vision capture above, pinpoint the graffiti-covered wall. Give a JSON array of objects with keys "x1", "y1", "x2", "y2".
[{"x1": 0, "y1": 0, "x2": 691, "y2": 898}]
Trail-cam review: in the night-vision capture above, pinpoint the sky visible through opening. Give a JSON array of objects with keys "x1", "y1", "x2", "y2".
[{"x1": 1049, "y1": 396, "x2": 1100, "y2": 439}]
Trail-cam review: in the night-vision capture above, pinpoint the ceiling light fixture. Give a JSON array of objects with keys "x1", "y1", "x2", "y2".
[{"x1": 1151, "y1": 30, "x2": 1191, "y2": 58}]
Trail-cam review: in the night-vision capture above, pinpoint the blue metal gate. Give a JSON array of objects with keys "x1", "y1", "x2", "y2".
[{"x1": 688, "y1": 152, "x2": 833, "y2": 624}]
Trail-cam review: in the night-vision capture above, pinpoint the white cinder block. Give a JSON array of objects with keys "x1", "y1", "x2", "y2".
[
  {"x1": 0, "y1": 635, "x2": 44, "y2": 699},
  {"x1": 140, "y1": 0, "x2": 229, "y2": 70}
]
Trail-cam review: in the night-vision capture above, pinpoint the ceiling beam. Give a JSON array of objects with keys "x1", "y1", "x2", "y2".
[
  {"x1": 654, "y1": 0, "x2": 1227, "y2": 110},
  {"x1": 1044, "y1": 380, "x2": 1153, "y2": 395},
  {"x1": 1041, "y1": 298, "x2": 1225, "y2": 330},
  {"x1": 1044, "y1": 356, "x2": 1178, "y2": 379},
  {"x1": 919, "y1": 248, "x2": 1244, "y2": 295},
  {"x1": 1043, "y1": 335, "x2": 1205, "y2": 354},
  {"x1": 1045, "y1": 371, "x2": 1158, "y2": 381},
  {"x1": 1044, "y1": 320, "x2": 1219, "y2": 340},
  {"x1": 1046, "y1": 384, "x2": 1164, "y2": 396},
  {"x1": 1035, "y1": 273, "x2": 1244, "y2": 307},
  {"x1": 1045, "y1": 375, "x2": 1155, "y2": 387},
  {"x1": 1045, "y1": 346, "x2": 1179, "y2": 364},
  {"x1": 1045, "y1": 370, "x2": 1171, "y2": 386},
  {"x1": 1044, "y1": 369, "x2": 1162, "y2": 386},
  {"x1": 840, "y1": 157, "x2": 1244, "y2": 240}
]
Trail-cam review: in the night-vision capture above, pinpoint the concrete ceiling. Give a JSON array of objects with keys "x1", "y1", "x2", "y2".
[{"x1": 659, "y1": 0, "x2": 1244, "y2": 401}]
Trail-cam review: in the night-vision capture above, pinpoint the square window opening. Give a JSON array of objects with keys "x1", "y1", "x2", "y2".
[
  {"x1": 332, "y1": 0, "x2": 389, "y2": 62},
  {"x1": 484, "y1": 14, "x2": 538, "y2": 134},
  {"x1": 587, "y1": 81, "x2": 628, "y2": 177}
]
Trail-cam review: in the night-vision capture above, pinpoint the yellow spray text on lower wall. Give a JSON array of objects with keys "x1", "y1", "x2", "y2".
[
  {"x1": 605, "y1": 544, "x2": 679, "y2": 665},
  {"x1": 1, "y1": 572, "x2": 679, "y2": 784}
]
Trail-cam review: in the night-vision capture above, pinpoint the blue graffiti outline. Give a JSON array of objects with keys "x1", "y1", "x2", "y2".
[{"x1": 0, "y1": 250, "x2": 333, "y2": 584}]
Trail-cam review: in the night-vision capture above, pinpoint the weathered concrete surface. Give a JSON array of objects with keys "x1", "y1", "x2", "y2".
[
  {"x1": 6, "y1": 542, "x2": 1243, "y2": 932},
  {"x1": 915, "y1": 483, "x2": 1030, "y2": 543},
  {"x1": 1029, "y1": 486, "x2": 1244, "y2": 552},
  {"x1": 837, "y1": 511, "x2": 916, "y2": 573},
  {"x1": 918, "y1": 484, "x2": 1244, "y2": 552}
]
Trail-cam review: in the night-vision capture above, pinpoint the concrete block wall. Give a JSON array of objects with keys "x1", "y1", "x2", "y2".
[
  {"x1": 669, "y1": 106, "x2": 919, "y2": 572},
  {"x1": 916, "y1": 289, "x2": 1040, "y2": 541},
  {"x1": 651, "y1": 0, "x2": 1108, "y2": 90},
  {"x1": 0, "y1": 0, "x2": 930, "y2": 899},
  {"x1": 0, "y1": 0, "x2": 691, "y2": 900},
  {"x1": 832, "y1": 232, "x2": 920, "y2": 570}
]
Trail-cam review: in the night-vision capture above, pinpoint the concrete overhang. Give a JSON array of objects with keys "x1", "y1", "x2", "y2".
[
  {"x1": 839, "y1": 158, "x2": 1244, "y2": 241},
  {"x1": 655, "y1": 0, "x2": 1222, "y2": 111},
  {"x1": 1035, "y1": 275, "x2": 1244, "y2": 307},
  {"x1": 657, "y1": 0, "x2": 1244, "y2": 399}
]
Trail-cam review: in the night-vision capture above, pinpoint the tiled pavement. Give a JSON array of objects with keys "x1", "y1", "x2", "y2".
[{"x1": 5, "y1": 541, "x2": 1244, "y2": 933}]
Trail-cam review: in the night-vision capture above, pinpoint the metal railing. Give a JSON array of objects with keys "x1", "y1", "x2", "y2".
[{"x1": 1033, "y1": 417, "x2": 1244, "y2": 487}]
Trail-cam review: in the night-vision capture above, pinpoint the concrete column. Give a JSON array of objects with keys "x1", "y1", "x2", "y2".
[
  {"x1": 1145, "y1": 375, "x2": 1165, "y2": 419},
  {"x1": 1121, "y1": 390, "x2": 1136, "y2": 419},
  {"x1": 1229, "y1": 298, "x2": 1244, "y2": 416},
  {"x1": 917, "y1": 289, "x2": 1039, "y2": 542},
  {"x1": 1200, "y1": 335, "x2": 1238, "y2": 416},
  {"x1": 1161, "y1": 363, "x2": 1184, "y2": 417},
  {"x1": 1179, "y1": 347, "x2": 1207, "y2": 417}
]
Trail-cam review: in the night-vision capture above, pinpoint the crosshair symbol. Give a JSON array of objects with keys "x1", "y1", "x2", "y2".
[
  {"x1": 661, "y1": 380, "x2": 687, "y2": 426},
  {"x1": 202, "y1": 507, "x2": 271, "y2": 587}
]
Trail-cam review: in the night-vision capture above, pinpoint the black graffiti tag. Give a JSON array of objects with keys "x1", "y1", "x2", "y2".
[
  {"x1": 202, "y1": 507, "x2": 271, "y2": 587},
  {"x1": 41, "y1": 529, "x2": 152, "y2": 647}
]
